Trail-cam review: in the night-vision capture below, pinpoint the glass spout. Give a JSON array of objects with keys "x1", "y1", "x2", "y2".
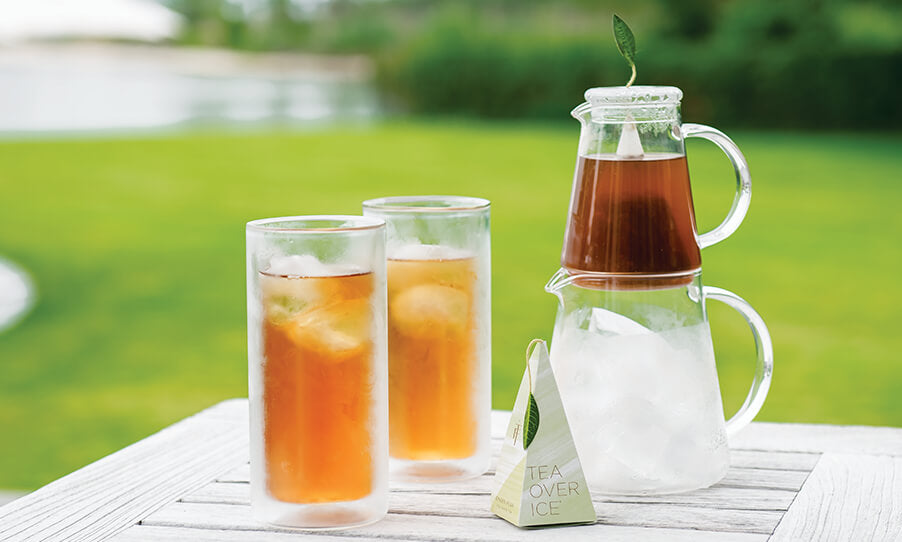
[
  {"x1": 545, "y1": 268, "x2": 578, "y2": 299},
  {"x1": 571, "y1": 102, "x2": 592, "y2": 125}
]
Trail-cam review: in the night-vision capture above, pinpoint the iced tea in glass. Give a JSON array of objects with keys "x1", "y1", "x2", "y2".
[
  {"x1": 247, "y1": 216, "x2": 387, "y2": 529},
  {"x1": 363, "y1": 197, "x2": 490, "y2": 482}
]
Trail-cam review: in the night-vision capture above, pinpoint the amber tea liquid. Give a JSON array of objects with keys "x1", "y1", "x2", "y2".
[
  {"x1": 261, "y1": 271, "x2": 374, "y2": 504},
  {"x1": 386, "y1": 256, "x2": 477, "y2": 460},
  {"x1": 562, "y1": 153, "x2": 701, "y2": 276}
]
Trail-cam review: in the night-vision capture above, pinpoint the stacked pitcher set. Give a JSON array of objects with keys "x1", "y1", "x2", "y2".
[{"x1": 546, "y1": 85, "x2": 774, "y2": 495}]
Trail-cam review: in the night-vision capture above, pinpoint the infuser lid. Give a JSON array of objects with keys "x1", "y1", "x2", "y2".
[{"x1": 585, "y1": 85, "x2": 683, "y2": 106}]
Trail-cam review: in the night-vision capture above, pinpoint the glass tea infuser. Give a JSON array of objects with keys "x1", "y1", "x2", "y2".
[{"x1": 547, "y1": 86, "x2": 774, "y2": 495}]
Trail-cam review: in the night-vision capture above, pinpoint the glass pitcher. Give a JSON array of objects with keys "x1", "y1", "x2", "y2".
[
  {"x1": 562, "y1": 86, "x2": 751, "y2": 278},
  {"x1": 545, "y1": 271, "x2": 773, "y2": 494}
]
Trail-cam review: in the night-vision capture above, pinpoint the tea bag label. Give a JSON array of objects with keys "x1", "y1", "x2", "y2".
[{"x1": 491, "y1": 340, "x2": 596, "y2": 527}]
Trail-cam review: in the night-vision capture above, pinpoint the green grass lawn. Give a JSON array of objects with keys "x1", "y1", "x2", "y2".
[{"x1": 1, "y1": 122, "x2": 900, "y2": 490}]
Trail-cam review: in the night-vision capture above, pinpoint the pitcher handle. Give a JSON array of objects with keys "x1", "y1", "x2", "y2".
[
  {"x1": 703, "y1": 286, "x2": 774, "y2": 439},
  {"x1": 682, "y1": 124, "x2": 752, "y2": 249}
]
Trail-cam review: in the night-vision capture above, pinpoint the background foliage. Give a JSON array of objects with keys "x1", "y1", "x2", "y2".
[{"x1": 165, "y1": 0, "x2": 902, "y2": 128}]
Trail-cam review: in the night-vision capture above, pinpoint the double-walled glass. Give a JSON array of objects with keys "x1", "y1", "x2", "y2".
[
  {"x1": 246, "y1": 216, "x2": 388, "y2": 529},
  {"x1": 363, "y1": 196, "x2": 491, "y2": 482}
]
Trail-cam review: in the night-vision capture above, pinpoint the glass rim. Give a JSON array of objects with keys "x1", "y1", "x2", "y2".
[
  {"x1": 362, "y1": 195, "x2": 490, "y2": 213},
  {"x1": 246, "y1": 215, "x2": 385, "y2": 233},
  {"x1": 550, "y1": 268, "x2": 701, "y2": 291},
  {"x1": 584, "y1": 85, "x2": 683, "y2": 106}
]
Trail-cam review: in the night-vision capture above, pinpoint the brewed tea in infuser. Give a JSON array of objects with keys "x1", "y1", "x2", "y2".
[{"x1": 562, "y1": 86, "x2": 750, "y2": 279}]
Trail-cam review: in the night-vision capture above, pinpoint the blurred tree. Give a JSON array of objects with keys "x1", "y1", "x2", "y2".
[
  {"x1": 158, "y1": 0, "x2": 902, "y2": 128},
  {"x1": 655, "y1": 0, "x2": 722, "y2": 41}
]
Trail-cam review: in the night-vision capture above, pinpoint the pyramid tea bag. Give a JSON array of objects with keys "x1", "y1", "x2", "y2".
[
  {"x1": 615, "y1": 115, "x2": 644, "y2": 158},
  {"x1": 491, "y1": 340, "x2": 596, "y2": 528}
]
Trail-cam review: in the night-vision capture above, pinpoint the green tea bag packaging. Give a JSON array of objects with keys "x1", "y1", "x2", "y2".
[{"x1": 490, "y1": 340, "x2": 596, "y2": 527}]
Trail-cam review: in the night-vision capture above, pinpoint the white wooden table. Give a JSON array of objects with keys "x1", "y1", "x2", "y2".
[{"x1": 1, "y1": 399, "x2": 901, "y2": 541}]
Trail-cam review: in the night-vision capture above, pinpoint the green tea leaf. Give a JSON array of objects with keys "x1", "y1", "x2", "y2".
[
  {"x1": 612, "y1": 14, "x2": 637, "y2": 87},
  {"x1": 523, "y1": 393, "x2": 540, "y2": 449}
]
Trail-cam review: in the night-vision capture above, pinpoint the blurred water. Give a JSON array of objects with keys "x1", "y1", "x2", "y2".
[
  {"x1": 0, "y1": 43, "x2": 379, "y2": 136},
  {"x1": 0, "y1": 44, "x2": 377, "y2": 338}
]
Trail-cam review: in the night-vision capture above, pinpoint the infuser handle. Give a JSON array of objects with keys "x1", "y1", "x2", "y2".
[
  {"x1": 682, "y1": 124, "x2": 752, "y2": 249},
  {"x1": 703, "y1": 286, "x2": 774, "y2": 439}
]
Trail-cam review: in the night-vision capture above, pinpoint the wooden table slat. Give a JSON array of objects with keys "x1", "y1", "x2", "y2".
[
  {"x1": 187, "y1": 479, "x2": 798, "y2": 512},
  {"x1": 727, "y1": 450, "x2": 821, "y2": 471},
  {"x1": 216, "y1": 452, "x2": 818, "y2": 486},
  {"x1": 146, "y1": 497, "x2": 785, "y2": 535},
  {"x1": 113, "y1": 525, "x2": 375, "y2": 542},
  {"x1": 717, "y1": 467, "x2": 809, "y2": 492},
  {"x1": 731, "y1": 422, "x2": 902, "y2": 456},
  {"x1": 0, "y1": 400, "x2": 248, "y2": 542},
  {"x1": 215, "y1": 465, "x2": 809, "y2": 497},
  {"x1": 770, "y1": 453, "x2": 902, "y2": 541},
  {"x1": 131, "y1": 501, "x2": 770, "y2": 541}
]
